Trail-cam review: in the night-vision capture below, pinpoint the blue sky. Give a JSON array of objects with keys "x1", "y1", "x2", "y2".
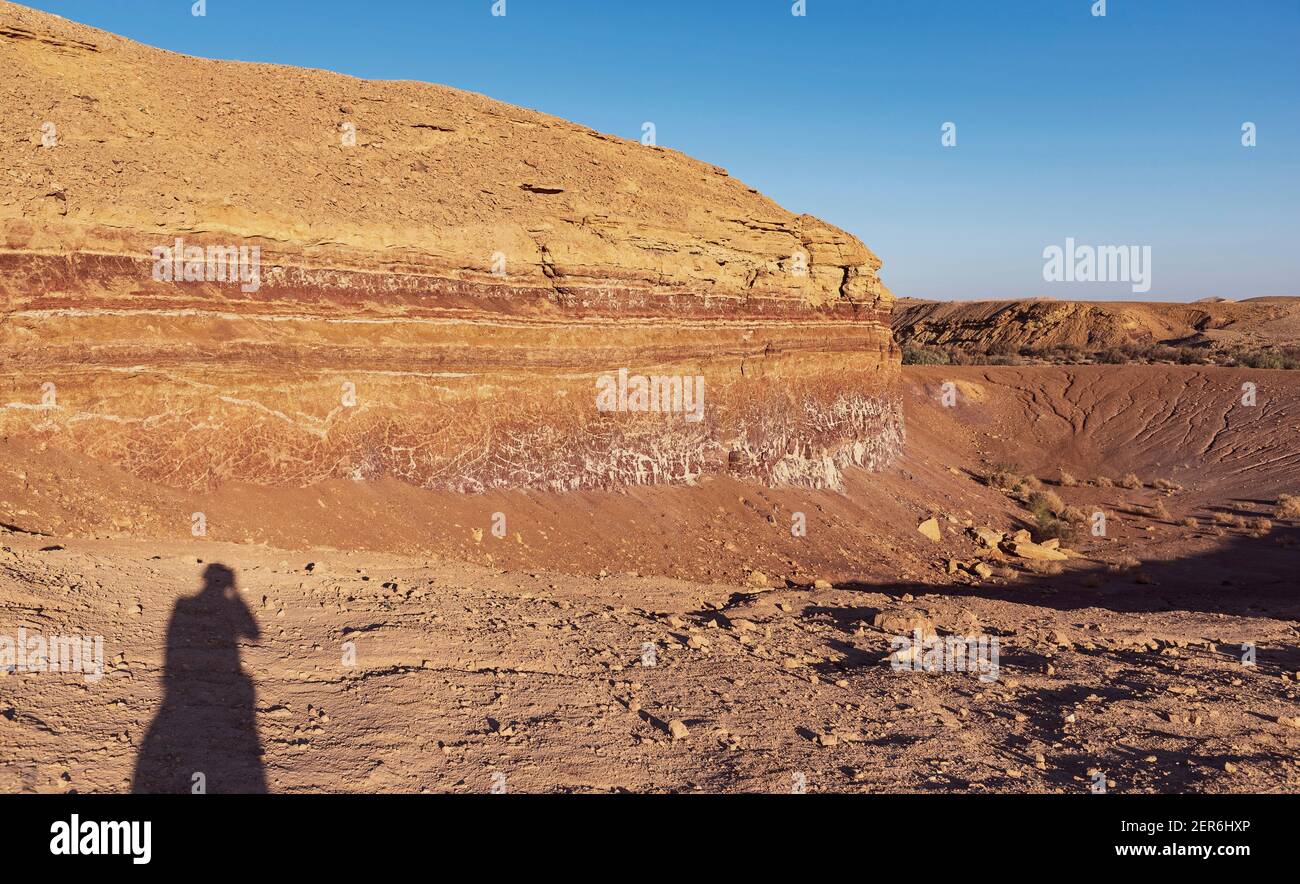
[{"x1": 21, "y1": 0, "x2": 1300, "y2": 301}]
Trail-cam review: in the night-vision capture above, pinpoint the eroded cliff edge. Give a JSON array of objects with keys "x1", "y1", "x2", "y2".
[{"x1": 0, "y1": 1, "x2": 901, "y2": 493}]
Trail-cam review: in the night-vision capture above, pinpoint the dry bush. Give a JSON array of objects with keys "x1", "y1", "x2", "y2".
[
  {"x1": 1149, "y1": 500, "x2": 1171, "y2": 521},
  {"x1": 1023, "y1": 560, "x2": 1064, "y2": 576},
  {"x1": 1094, "y1": 476, "x2": 1114, "y2": 488},
  {"x1": 1058, "y1": 469, "x2": 1078, "y2": 487},
  {"x1": 1017, "y1": 475, "x2": 1044, "y2": 494},
  {"x1": 1253, "y1": 517, "x2": 1274, "y2": 534},
  {"x1": 1212, "y1": 512, "x2": 1234, "y2": 525},
  {"x1": 1181, "y1": 517, "x2": 1199, "y2": 528},
  {"x1": 1027, "y1": 489, "x2": 1065, "y2": 518},
  {"x1": 1060, "y1": 505, "x2": 1089, "y2": 524},
  {"x1": 1153, "y1": 478, "x2": 1184, "y2": 493},
  {"x1": 1108, "y1": 555, "x2": 1142, "y2": 573},
  {"x1": 987, "y1": 466, "x2": 1021, "y2": 491},
  {"x1": 1276, "y1": 494, "x2": 1300, "y2": 521},
  {"x1": 1232, "y1": 515, "x2": 1249, "y2": 529},
  {"x1": 1037, "y1": 505, "x2": 1088, "y2": 545},
  {"x1": 1119, "y1": 472, "x2": 1143, "y2": 490}
]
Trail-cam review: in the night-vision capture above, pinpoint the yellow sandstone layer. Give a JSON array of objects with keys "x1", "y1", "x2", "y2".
[{"x1": 0, "y1": 1, "x2": 900, "y2": 493}]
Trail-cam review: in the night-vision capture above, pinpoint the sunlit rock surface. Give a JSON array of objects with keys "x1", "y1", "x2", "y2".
[{"x1": 0, "y1": 1, "x2": 901, "y2": 492}]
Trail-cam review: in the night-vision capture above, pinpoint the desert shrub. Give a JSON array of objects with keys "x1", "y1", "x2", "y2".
[
  {"x1": 985, "y1": 354, "x2": 1023, "y2": 366},
  {"x1": 1253, "y1": 517, "x2": 1274, "y2": 534},
  {"x1": 1016, "y1": 475, "x2": 1044, "y2": 494},
  {"x1": 987, "y1": 465, "x2": 1021, "y2": 491},
  {"x1": 1095, "y1": 348, "x2": 1129, "y2": 365},
  {"x1": 1094, "y1": 475, "x2": 1114, "y2": 488},
  {"x1": 1153, "y1": 478, "x2": 1184, "y2": 493},
  {"x1": 1231, "y1": 515, "x2": 1249, "y2": 529},
  {"x1": 1148, "y1": 500, "x2": 1171, "y2": 521},
  {"x1": 1060, "y1": 505, "x2": 1089, "y2": 524},
  {"x1": 1058, "y1": 469, "x2": 1078, "y2": 487},
  {"x1": 1229, "y1": 348, "x2": 1300, "y2": 370},
  {"x1": 1027, "y1": 489, "x2": 1065, "y2": 519},
  {"x1": 1037, "y1": 504, "x2": 1089, "y2": 545},
  {"x1": 1108, "y1": 555, "x2": 1142, "y2": 573},
  {"x1": 1146, "y1": 345, "x2": 1181, "y2": 363},
  {"x1": 1033, "y1": 343, "x2": 1084, "y2": 364},
  {"x1": 1275, "y1": 494, "x2": 1300, "y2": 520},
  {"x1": 1181, "y1": 517, "x2": 1199, "y2": 528},
  {"x1": 902, "y1": 345, "x2": 950, "y2": 366},
  {"x1": 1212, "y1": 512, "x2": 1234, "y2": 525},
  {"x1": 1119, "y1": 473, "x2": 1143, "y2": 490}
]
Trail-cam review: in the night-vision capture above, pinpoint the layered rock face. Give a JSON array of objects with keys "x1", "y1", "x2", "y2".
[
  {"x1": 894, "y1": 296, "x2": 1300, "y2": 360},
  {"x1": 0, "y1": 2, "x2": 900, "y2": 494}
]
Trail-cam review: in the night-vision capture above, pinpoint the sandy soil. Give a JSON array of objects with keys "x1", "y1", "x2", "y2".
[{"x1": 1, "y1": 366, "x2": 1297, "y2": 793}]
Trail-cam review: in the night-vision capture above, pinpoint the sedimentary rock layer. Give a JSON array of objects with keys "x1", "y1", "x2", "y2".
[
  {"x1": 0, "y1": 2, "x2": 900, "y2": 493},
  {"x1": 893, "y1": 296, "x2": 1300, "y2": 358}
]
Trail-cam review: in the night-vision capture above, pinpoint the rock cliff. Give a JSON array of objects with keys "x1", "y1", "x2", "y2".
[{"x1": 0, "y1": 1, "x2": 900, "y2": 493}]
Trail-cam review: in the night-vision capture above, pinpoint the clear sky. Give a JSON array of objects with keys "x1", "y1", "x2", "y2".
[{"x1": 19, "y1": 0, "x2": 1300, "y2": 301}]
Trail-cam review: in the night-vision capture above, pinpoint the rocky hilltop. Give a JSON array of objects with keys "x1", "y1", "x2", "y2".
[
  {"x1": 894, "y1": 296, "x2": 1300, "y2": 366},
  {"x1": 0, "y1": 1, "x2": 899, "y2": 493}
]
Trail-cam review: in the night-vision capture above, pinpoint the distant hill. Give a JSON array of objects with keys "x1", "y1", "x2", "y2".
[{"x1": 892, "y1": 297, "x2": 1300, "y2": 368}]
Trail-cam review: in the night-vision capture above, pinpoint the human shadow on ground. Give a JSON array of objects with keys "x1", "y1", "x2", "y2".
[{"x1": 132, "y1": 563, "x2": 266, "y2": 794}]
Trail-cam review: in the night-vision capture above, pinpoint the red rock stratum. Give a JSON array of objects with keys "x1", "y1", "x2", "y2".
[{"x1": 0, "y1": 1, "x2": 900, "y2": 494}]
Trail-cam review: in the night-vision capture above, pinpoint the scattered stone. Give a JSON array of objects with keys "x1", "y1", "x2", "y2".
[
  {"x1": 872, "y1": 609, "x2": 937, "y2": 639},
  {"x1": 1005, "y1": 540, "x2": 1069, "y2": 562},
  {"x1": 917, "y1": 518, "x2": 942, "y2": 542},
  {"x1": 668, "y1": 719, "x2": 689, "y2": 741},
  {"x1": 1046, "y1": 629, "x2": 1072, "y2": 648}
]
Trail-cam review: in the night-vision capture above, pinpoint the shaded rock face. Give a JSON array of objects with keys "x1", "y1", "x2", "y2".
[{"x1": 0, "y1": 2, "x2": 901, "y2": 493}]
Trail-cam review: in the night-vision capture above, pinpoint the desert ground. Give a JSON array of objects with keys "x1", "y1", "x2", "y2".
[
  {"x1": 1, "y1": 3, "x2": 1296, "y2": 796},
  {"x1": 3, "y1": 364, "x2": 1297, "y2": 794}
]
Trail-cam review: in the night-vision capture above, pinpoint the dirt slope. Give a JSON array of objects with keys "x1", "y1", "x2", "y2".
[{"x1": 3, "y1": 366, "x2": 1297, "y2": 794}]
